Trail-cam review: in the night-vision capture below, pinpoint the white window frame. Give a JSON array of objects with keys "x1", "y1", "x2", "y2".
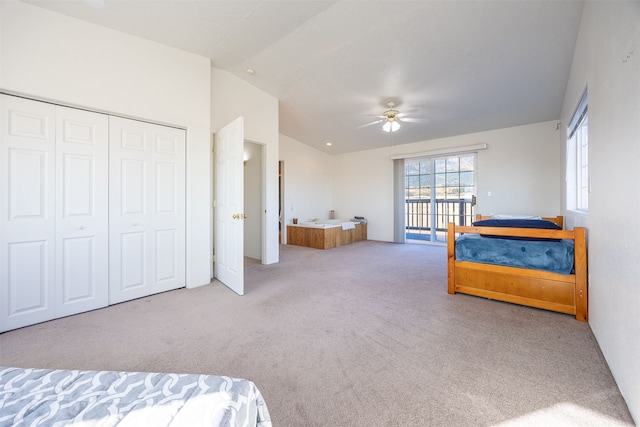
[{"x1": 567, "y1": 90, "x2": 588, "y2": 213}]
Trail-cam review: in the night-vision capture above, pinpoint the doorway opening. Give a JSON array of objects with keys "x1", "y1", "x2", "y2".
[
  {"x1": 244, "y1": 141, "x2": 263, "y2": 261},
  {"x1": 211, "y1": 137, "x2": 265, "y2": 273},
  {"x1": 279, "y1": 160, "x2": 284, "y2": 244}
]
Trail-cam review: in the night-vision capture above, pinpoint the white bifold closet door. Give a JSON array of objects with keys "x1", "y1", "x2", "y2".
[
  {"x1": 55, "y1": 106, "x2": 109, "y2": 317},
  {"x1": 108, "y1": 116, "x2": 186, "y2": 304},
  {"x1": 0, "y1": 95, "x2": 109, "y2": 332}
]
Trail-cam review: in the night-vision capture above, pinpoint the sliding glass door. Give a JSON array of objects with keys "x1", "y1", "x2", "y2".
[{"x1": 405, "y1": 154, "x2": 476, "y2": 243}]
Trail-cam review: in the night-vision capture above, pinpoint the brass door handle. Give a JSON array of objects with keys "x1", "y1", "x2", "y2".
[{"x1": 232, "y1": 213, "x2": 239, "y2": 219}]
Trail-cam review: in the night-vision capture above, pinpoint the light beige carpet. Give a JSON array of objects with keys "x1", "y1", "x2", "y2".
[{"x1": 0, "y1": 241, "x2": 634, "y2": 426}]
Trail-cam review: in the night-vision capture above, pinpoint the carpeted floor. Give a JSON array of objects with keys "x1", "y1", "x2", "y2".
[{"x1": 0, "y1": 241, "x2": 634, "y2": 426}]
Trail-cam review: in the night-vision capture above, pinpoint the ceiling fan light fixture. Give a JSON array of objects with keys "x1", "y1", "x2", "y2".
[{"x1": 383, "y1": 120, "x2": 400, "y2": 132}]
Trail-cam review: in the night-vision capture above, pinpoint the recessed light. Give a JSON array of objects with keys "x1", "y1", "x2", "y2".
[
  {"x1": 246, "y1": 68, "x2": 255, "y2": 76},
  {"x1": 325, "y1": 142, "x2": 332, "y2": 146}
]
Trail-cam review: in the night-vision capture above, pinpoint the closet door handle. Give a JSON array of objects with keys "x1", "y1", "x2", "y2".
[
  {"x1": 131, "y1": 222, "x2": 139, "y2": 227},
  {"x1": 76, "y1": 225, "x2": 85, "y2": 230}
]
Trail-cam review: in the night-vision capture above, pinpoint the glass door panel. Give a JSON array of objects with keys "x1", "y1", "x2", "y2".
[{"x1": 405, "y1": 154, "x2": 475, "y2": 244}]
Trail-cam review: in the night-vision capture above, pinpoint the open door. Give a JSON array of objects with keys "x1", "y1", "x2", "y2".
[{"x1": 214, "y1": 117, "x2": 244, "y2": 295}]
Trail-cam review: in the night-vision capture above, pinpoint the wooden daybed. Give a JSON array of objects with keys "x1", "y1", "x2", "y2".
[{"x1": 447, "y1": 215, "x2": 588, "y2": 321}]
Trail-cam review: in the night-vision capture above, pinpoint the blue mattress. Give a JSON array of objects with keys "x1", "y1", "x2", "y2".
[{"x1": 455, "y1": 234, "x2": 575, "y2": 275}]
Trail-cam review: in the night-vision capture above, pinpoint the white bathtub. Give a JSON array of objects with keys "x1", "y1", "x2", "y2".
[{"x1": 299, "y1": 219, "x2": 348, "y2": 228}]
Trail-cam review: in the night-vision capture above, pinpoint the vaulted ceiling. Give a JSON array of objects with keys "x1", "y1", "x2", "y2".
[{"x1": 22, "y1": 0, "x2": 584, "y2": 154}]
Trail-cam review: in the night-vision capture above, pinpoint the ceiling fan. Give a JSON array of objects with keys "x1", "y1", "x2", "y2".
[{"x1": 358, "y1": 100, "x2": 422, "y2": 133}]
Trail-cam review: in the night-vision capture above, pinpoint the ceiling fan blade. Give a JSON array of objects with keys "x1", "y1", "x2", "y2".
[
  {"x1": 356, "y1": 119, "x2": 384, "y2": 129},
  {"x1": 399, "y1": 117, "x2": 427, "y2": 123},
  {"x1": 397, "y1": 109, "x2": 419, "y2": 118}
]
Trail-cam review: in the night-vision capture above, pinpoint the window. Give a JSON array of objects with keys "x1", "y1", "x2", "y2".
[
  {"x1": 567, "y1": 90, "x2": 588, "y2": 212},
  {"x1": 405, "y1": 154, "x2": 476, "y2": 243}
]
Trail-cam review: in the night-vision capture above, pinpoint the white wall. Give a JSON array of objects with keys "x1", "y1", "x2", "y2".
[
  {"x1": 332, "y1": 148, "x2": 395, "y2": 241},
  {"x1": 0, "y1": 0, "x2": 212, "y2": 288},
  {"x1": 211, "y1": 69, "x2": 279, "y2": 264},
  {"x1": 560, "y1": 1, "x2": 640, "y2": 422},
  {"x1": 331, "y1": 121, "x2": 561, "y2": 242},
  {"x1": 279, "y1": 134, "x2": 333, "y2": 242}
]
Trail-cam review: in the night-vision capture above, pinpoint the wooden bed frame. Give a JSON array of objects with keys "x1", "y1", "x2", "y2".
[{"x1": 447, "y1": 215, "x2": 588, "y2": 321}]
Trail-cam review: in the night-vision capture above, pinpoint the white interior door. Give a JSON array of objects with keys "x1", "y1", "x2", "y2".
[
  {"x1": 109, "y1": 116, "x2": 186, "y2": 304},
  {"x1": 0, "y1": 95, "x2": 57, "y2": 332},
  {"x1": 55, "y1": 106, "x2": 109, "y2": 317},
  {"x1": 215, "y1": 117, "x2": 244, "y2": 295}
]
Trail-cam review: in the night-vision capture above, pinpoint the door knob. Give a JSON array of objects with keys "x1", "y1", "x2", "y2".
[
  {"x1": 232, "y1": 214, "x2": 239, "y2": 219},
  {"x1": 244, "y1": 214, "x2": 248, "y2": 219}
]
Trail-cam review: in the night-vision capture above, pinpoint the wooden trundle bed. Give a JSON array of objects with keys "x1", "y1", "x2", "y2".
[{"x1": 447, "y1": 215, "x2": 588, "y2": 321}]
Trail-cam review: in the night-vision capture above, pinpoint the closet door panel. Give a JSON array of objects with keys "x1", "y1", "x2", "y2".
[
  {"x1": 8, "y1": 149, "x2": 49, "y2": 220},
  {"x1": 61, "y1": 237, "x2": 95, "y2": 301},
  {"x1": 121, "y1": 159, "x2": 146, "y2": 215},
  {"x1": 109, "y1": 120, "x2": 151, "y2": 303},
  {"x1": 118, "y1": 157, "x2": 149, "y2": 290},
  {"x1": 1, "y1": 96, "x2": 56, "y2": 332},
  {"x1": 55, "y1": 106, "x2": 109, "y2": 317},
  {"x1": 151, "y1": 127, "x2": 185, "y2": 292},
  {"x1": 7, "y1": 108, "x2": 51, "y2": 140},
  {"x1": 62, "y1": 154, "x2": 94, "y2": 216},
  {"x1": 109, "y1": 117, "x2": 185, "y2": 304},
  {"x1": 155, "y1": 160, "x2": 180, "y2": 285},
  {"x1": 7, "y1": 241, "x2": 49, "y2": 317},
  {"x1": 156, "y1": 162, "x2": 176, "y2": 213},
  {"x1": 120, "y1": 231, "x2": 146, "y2": 290},
  {"x1": 156, "y1": 229, "x2": 177, "y2": 283}
]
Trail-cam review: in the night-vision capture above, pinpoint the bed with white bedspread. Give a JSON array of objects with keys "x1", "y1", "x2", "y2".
[{"x1": 0, "y1": 366, "x2": 271, "y2": 427}]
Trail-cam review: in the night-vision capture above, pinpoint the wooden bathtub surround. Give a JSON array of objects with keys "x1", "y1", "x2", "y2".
[
  {"x1": 447, "y1": 217, "x2": 588, "y2": 322},
  {"x1": 287, "y1": 223, "x2": 367, "y2": 250}
]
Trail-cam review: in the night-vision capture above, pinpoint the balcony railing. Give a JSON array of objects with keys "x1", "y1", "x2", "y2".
[{"x1": 405, "y1": 198, "x2": 474, "y2": 241}]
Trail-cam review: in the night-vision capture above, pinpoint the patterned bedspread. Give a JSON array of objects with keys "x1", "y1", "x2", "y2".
[{"x1": 0, "y1": 367, "x2": 271, "y2": 427}]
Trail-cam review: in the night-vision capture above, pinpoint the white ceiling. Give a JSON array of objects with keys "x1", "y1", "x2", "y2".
[{"x1": 22, "y1": 0, "x2": 585, "y2": 154}]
